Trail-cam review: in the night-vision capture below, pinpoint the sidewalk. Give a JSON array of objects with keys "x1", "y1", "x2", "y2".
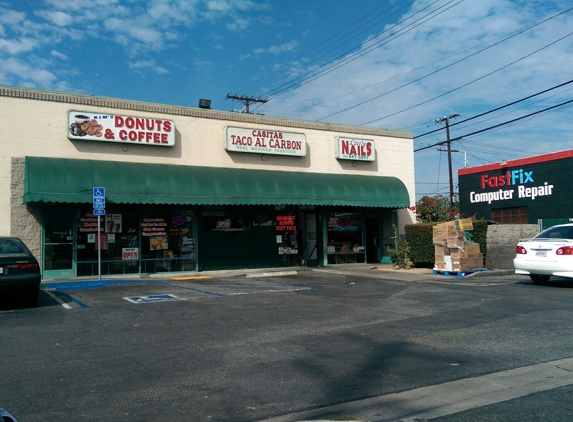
[{"x1": 42, "y1": 264, "x2": 515, "y2": 288}]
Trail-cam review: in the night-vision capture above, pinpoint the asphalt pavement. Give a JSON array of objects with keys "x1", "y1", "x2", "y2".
[{"x1": 16, "y1": 263, "x2": 538, "y2": 422}]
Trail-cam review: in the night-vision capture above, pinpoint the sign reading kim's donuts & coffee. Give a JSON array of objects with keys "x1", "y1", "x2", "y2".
[{"x1": 67, "y1": 110, "x2": 176, "y2": 147}]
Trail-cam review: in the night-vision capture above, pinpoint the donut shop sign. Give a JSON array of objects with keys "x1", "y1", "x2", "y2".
[{"x1": 67, "y1": 110, "x2": 175, "y2": 147}]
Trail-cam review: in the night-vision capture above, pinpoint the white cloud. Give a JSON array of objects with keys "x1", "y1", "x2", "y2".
[
  {"x1": 268, "y1": 40, "x2": 298, "y2": 54},
  {"x1": 0, "y1": 37, "x2": 37, "y2": 54},
  {"x1": 0, "y1": 9, "x2": 26, "y2": 25},
  {"x1": 226, "y1": 16, "x2": 249, "y2": 31},
  {"x1": 35, "y1": 10, "x2": 74, "y2": 27},
  {"x1": 128, "y1": 60, "x2": 170, "y2": 74},
  {"x1": 0, "y1": 57, "x2": 57, "y2": 87},
  {"x1": 50, "y1": 50, "x2": 68, "y2": 60}
]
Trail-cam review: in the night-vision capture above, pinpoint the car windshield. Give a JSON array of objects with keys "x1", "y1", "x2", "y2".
[
  {"x1": 0, "y1": 239, "x2": 27, "y2": 255},
  {"x1": 535, "y1": 226, "x2": 573, "y2": 240}
]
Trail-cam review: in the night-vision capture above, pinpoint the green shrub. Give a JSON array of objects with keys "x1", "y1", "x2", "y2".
[
  {"x1": 404, "y1": 223, "x2": 434, "y2": 267},
  {"x1": 470, "y1": 220, "x2": 488, "y2": 263},
  {"x1": 386, "y1": 227, "x2": 412, "y2": 269},
  {"x1": 404, "y1": 220, "x2": 489, "y2": 268}
]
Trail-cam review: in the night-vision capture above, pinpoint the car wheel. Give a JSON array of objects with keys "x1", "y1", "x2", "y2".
[
  {"x1": 530, "y1": 274, "x2": 550, "y2": 284},
  {"x1": 23, "y1": 287, "x2": 39, "y2": 306}
]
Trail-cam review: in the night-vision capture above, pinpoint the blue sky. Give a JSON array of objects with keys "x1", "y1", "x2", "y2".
[{"x1": 2, "y1": 0, "x2": 573, "y2": 202}]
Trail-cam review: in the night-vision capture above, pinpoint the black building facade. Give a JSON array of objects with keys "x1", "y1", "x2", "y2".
[{"x1": 458, "y1": 150, "x2": 573, "y2": 224}]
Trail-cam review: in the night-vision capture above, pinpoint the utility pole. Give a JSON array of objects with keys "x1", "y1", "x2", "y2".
[
  {"x1": 226, "y1": 94, "x2": 268, "y2": 113},
  {"x1": 434, "y1": 113, "x2": 460, "y2": 209}
]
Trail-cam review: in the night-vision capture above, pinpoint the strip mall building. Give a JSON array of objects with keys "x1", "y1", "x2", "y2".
[
  {"x1": 0, "y1": 86, "x2": 415, "y2": 280},
  {"x1": 458, "y1": 150, "x2": 573, "y2": 224}
]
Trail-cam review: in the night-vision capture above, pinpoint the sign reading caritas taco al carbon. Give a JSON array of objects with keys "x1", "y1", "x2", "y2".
[
  {"x1": 224, "y1": 126, "x2": 307, "y2": 157},
  {"x1": 335, "y1": 137, "x2": 375, "y2": 161},
  {"x1": 68, "y1": 110, "x2": 175, "y2": 147}
]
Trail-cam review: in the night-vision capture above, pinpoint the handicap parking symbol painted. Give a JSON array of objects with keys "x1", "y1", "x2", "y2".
[{"x1": 124, "y1": 294, "x2": 184, "y2": 304}]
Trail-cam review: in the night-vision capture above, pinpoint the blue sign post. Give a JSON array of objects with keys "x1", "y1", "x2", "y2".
[{"x1": 93, "y1": 187, "x2": 105, "y2": 280}]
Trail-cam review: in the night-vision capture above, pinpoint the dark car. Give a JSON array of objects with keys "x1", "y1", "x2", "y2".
[
  {"x1": 0, "y1": 237, "x2": 41, "y2": 306},
  {"x1": 0, "y1": 407, "x2": 19, "y2": 421}
]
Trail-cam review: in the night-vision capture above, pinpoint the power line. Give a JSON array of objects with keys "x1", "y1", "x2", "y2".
[
  {"x1": 361, "y1": 28, "x2": 573, "y2": 126},
  {"x1": 220, "y1": 0, "x2": 409, "y2": 109},
  {"x1": 320, "y1": 6, "x2": 573, "y2": 123},
  {"x1": 260, "y1": 0, "x2": 458, "y2": 99},
  {"x1": 445, "y1": 85, "x2": 573, "y2": 137},
  {"x1": 291, "y1": 25, "x2": 532, "y2": 116},
  {"x1": 413, "y1": 77, "x2": 573, "y2": 139},
  {"x1": 414, "y1": 99, "x2": 573, "y2": 152}
]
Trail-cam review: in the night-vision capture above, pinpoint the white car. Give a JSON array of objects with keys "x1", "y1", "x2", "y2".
[{"x1": 514, "y1": 223, "x2": 573, "y2": 284}]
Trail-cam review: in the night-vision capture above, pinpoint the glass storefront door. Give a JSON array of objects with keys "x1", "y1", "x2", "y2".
[
  {"x1": 304, "y1": 213, "x2": 319, "y2": 266},
  {"x1": 43, "y1": 210, "x2": 74, "y2": 279}
]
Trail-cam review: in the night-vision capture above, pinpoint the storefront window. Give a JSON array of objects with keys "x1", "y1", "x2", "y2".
[
  {"x1": 327, "y1": 213, "x2": 365, "y2": 264},
  {"x1": 44, "y1": 211, "x2": 74, "y2": 274},
  {"x1": 76, "y1": 208, "x2": 196, "y2": 276},
  {"x1": 141, "y1": 211, "x2": 196, "y2": 273},
  {"x1": 492, "y1": 207, "x2": 528, "y2": 224},
  {"x1": 276, "y1": 213, "x2": 301, "y2": 266},
  {"x1": 76, "y1": 210, "x2": 139, "y2": 276},
  {"x1": 202, "y1": 210, "x2": 250, "y2": 231}
]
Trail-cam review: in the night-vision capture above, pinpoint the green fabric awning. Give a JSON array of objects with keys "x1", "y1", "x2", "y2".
[{"x1": 24, "y1": 156, "x2": 410, "y2": 208}]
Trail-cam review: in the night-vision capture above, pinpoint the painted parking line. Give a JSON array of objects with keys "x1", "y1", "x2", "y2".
[
  {"x1": 42, "y1": 277, "x2": 321, "y2": 303},
  {"x1": 44, "y1": 290, "x2": 89, "y2": 310},
  {"x1": 177, "y1": 278, "x2": 320, "y2": 297}
]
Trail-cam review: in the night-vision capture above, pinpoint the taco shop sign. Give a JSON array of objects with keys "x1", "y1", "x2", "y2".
[{"x1": 224, "y1": 126, "x2": 307, "y2": 157}]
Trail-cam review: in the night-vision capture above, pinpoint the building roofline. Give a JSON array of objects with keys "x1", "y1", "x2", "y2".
[
  {"x1": 0, "y1": 85, "x2": 413, "y2": 140},
  {"x1": 458, "y1": 149, "x2": 573, "y2": 176}
]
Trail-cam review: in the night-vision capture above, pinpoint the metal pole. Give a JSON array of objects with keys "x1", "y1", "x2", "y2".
[
  {"x1": 97, "y1": 214, "x2": 101, "y2": 281},
  {"x1": 434, "y1": 113, "x2": 459, "y2": 209}
]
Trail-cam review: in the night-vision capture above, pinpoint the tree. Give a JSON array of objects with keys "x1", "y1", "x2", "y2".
[{"x1": 409, "y1": 195, "x2": 457, "y2": 223}]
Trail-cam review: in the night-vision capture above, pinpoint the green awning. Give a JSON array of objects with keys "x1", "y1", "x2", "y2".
[{"x1": 24, "y1": 156, "x2": 410, "y2": 208}]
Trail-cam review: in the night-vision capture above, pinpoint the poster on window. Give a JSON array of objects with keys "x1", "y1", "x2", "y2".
[
  {"x1": 150, "y1": 236, "x2": 168, "y2": 250},
  {"x1": 105, "y1": 214, "x2": 122, "y2": 233},
  {"x1": 95, "y1": 234, "x2": 108, "y2": 250}
]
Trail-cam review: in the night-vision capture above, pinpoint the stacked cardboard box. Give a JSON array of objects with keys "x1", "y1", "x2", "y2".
[{"x1": 433, "y1": 219, "x2": 484, "y2": 272}]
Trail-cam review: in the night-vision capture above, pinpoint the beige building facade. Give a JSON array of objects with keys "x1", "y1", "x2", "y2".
[{"x1": 1, "y1": 86, "x2": 415, "y2": 279}]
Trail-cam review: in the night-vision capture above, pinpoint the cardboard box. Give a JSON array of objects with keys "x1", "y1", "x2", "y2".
[
  {"x1": 433, "y1": 222, "x2": 465, "y2": 245},
  {"x1": 454, "y1": 218, "x2": 474, "y2": 231},
  {"x1": 452, "y1": 254, "x2": 484, "y2": 272},
  {"x1": 462, "y1": 242, "x2": 481, "y2": 256},
  {"x1": 435, "y1": 243, "x2": 482, "y2": 264},
  {"x1": 434, "y1": 245, "x2": 447, "y2": 269},
  {"x1": 446, "y1": 236, "x2": 465, "y2": 248}
]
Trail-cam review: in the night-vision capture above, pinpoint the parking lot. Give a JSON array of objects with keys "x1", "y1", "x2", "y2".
[
  {"x1": 39, "y1": 274, "x2": 323, "y2": 310},
  {"x1": 2, "y1": 268, "x2": 573, "y2": 421}
]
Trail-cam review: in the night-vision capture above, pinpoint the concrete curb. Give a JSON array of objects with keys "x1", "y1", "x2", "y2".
[
  {"x1": 39, "y1": 265, "x2": 516, "y2": 289},
  {"x1": 465, "y1": 269, "x2": 516, "y2": 278},
  {"x1": 245, "y1": 271, "x2": 298, "y2": 278}
]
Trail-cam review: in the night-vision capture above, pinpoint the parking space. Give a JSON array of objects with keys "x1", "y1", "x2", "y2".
[
  {"x1": 36, "y1": 275, "x2": 322, "y2": 310},
  {"x1": 0, "y1": 270, "x2": 529, "y2": 313}
]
